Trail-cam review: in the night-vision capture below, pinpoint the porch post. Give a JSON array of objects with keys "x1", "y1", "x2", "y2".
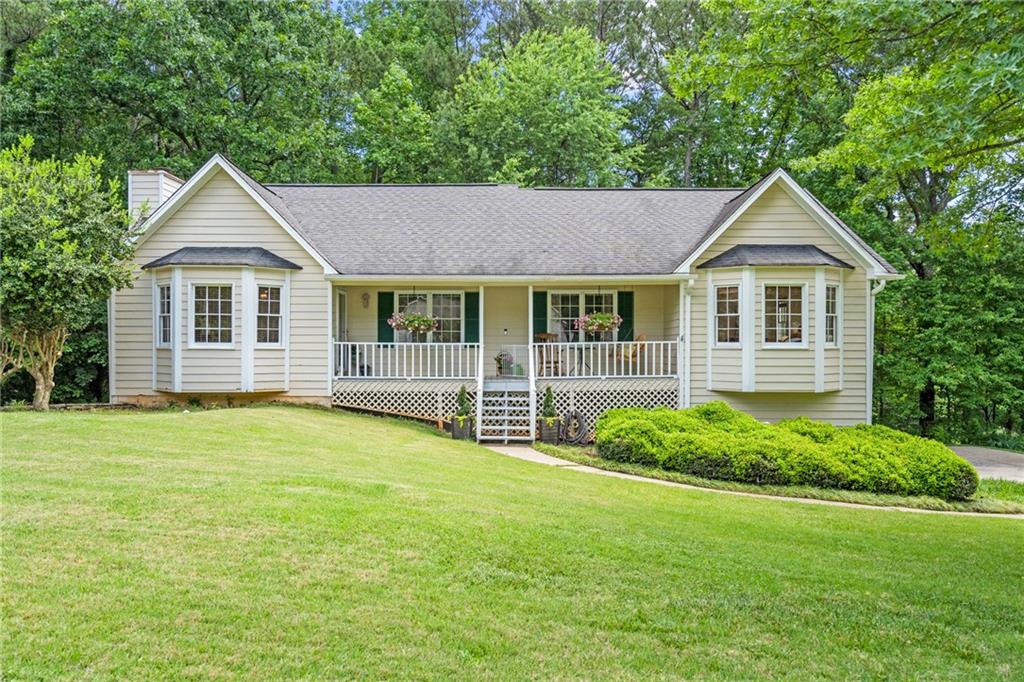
[
  {"x1": 527, "y1": 285, "x2": 536, "y2": 434},
  {"x1": 476, "y1": 285, "x2": 484, "y2": 441}
]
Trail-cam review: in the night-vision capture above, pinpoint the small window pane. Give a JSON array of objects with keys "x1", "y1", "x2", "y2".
[
  {"x1": 193, "y1": 284, "x2": 232, "y2": 344},
  {"x1": 825, "y1": 285, "x2": 838, "y2": 345},
  {"x1": 256, "y1": 286, "x2": 282, "y2": 345},
  {"x1": 714, "y1": 285, "x2": 740, "y2": 345},
  {"x1": 764, "y1": 285, "x2": 803, "y2": 344}
]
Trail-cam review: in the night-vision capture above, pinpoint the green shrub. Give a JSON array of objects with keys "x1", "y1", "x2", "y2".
[{"x1": 593, "y1": 401, "x2": 979, "y2": 501}]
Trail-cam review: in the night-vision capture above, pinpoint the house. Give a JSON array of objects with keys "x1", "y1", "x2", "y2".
[{"x1": 110, "y1": 154, "x2": 900, "y2": 441}]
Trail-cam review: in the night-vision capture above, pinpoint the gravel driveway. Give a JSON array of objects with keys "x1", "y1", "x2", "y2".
[{"x1": 952, "y1": 446, "x2": 1024, "y2": 482}]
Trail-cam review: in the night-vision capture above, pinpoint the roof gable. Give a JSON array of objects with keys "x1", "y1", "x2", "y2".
[
  {"x1": 676, "y1": 169, "x2": 897, "y2": 277},
  {"x1": 134, "y1": 155, "x2": 336, "y2": 274}
]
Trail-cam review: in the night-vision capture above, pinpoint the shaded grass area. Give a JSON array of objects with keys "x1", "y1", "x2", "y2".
[
  {"x1": 3, "y1": 406, "x2": 1023, "y2": 679},
  {"x1": 536, "y1": 443, "x2": 1024, "y2": 514}
]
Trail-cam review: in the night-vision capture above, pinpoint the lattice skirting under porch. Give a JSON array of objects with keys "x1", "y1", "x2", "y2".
[
  {"x1": 537, "y1": 377, "x2": 679, "y2": 441},
  {"x1": 332, "y1": 379, "x2": 476, "y2": 423}
]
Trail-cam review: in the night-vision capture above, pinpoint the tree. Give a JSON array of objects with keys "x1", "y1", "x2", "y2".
[
  {"x1": 436, "y1": 28, "x2": 633, "y2": 186},
  {"x1": 0, "y1": 137, "x2": 135, "y2": 409},
  {"x1": 671, "y1": 0, "x2": 1024, "y2": 439},
  {"x1": 1, "y1": 0, "x2": 359, "y2": 184},
  {"x1": 353, "y1": 63, "x2": 436, "y2": 183}
]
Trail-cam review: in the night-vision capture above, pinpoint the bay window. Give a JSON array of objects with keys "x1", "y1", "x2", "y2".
[
  {"x1": 764, "y1": 284, "x2": 805, "y2": 346},
  {"x1": 191, "y1": 284, "x2": 233, "y2": 346},
  {"x1": 825, "y1": 285, "x2": 839, "y2": 346},
  {"x1": 714, "y1": 285, "x2": 740, "y2": 346},
  {"x1": 256, "y1": 285, "x2": 282, "y2": 345}
]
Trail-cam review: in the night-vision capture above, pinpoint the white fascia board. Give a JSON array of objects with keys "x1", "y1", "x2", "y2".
[
  {"x1": 324, "y1": 273, "x2": 687, "y2": 284},
  {"x1": 676, "y1": 169, "x2": 891, "y2": 277},
  {"x1": 133, "y1": 154, "x2": 337, "y2": 275}
]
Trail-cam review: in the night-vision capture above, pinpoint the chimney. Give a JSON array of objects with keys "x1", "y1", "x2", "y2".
[{"x1": 128, "y1": 169, "x2": 185, "y2": 219}]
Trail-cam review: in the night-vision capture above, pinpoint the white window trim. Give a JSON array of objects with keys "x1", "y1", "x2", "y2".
[
  {"x1": 154, "y1": 280, "x2": 172, "y2": 349},
  {"x1": 824, "y1": 282, "x2": 842, "y2": 349},
  {"x1": 255, "y1": 282, "x2": 287, "y2": 348},
  {"x1": 761, "y1": 281, "x2": 810, "y2": 349},
  {"x1": 712, "y1": 283, "x2": 742, "y2": 349},
  {"x1": 393, "y1": 290, "x2": 465, "y2": 343},
  {"x1": 547, "y1": 289, "x2": 619, "y2": 342},
  {"x1": 188, "y1": 281, "x2": 236, "y2": 349}
]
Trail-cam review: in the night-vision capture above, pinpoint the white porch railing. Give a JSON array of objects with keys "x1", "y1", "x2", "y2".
[
  {"x1": 334, "y1": 342, "x2": 480, "y2": 379},
  {"x1": 532, "y1": 340, "x2": 676, "y2": 379}
]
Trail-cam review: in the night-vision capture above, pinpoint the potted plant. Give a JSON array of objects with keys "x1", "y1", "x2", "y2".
[
  {"x1": 538, "y1": 386, "x2": 560, "y2": 443},
  {"x1": 451, "y1": 385, "x2": 475, "y2": 440},
  {"x1": 494, "y1": 350, "x2": 514, "y2": 376},
  {"x1": 387, "y1": 311, "x2": 438, "y2": 335},
  {"x1": 573, "y1": 312, "x2": 623, "y2": 334}
]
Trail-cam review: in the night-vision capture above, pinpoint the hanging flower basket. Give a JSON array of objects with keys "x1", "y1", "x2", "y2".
[
  {"x1": 388, "y1": 311, "x2": 437, "y2": 334},
  {"x1": 574, "y1": 312, "x2": 622, "y2": 334}
]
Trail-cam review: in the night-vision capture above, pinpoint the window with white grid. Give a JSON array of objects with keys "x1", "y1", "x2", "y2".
[
  {"x1": 715, "y1": 285, "x2": 740, "y2": 345},
  {"x1": 395, "y1": 292, "x2": 461, "y2": 343},
  {"x1": 764, "y1": 285, "x2": 804, "y2": 345},
  {"x1": 257, "y1": 285, "x2": 282, "y2": 345},
  {"x1": 192, "y1": 284, "x2": 233, "y2": 345},
  {"x1": 549, "y1": 292, "x2": 615, "y2": 342},
  {"x1": 157, "y1": 284, "x2": 171, "y2": 347},
  {"x1": 825, "y1": 285, "x2": 838, "y2": 346}
]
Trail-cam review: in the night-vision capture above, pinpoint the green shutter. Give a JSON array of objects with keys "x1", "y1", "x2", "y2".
[
  {"x1": 617, "y1": 291, "x2": 634, "y2": 341},
  {"x1": 533, "y1": 290, "x2": 547, "y2": 337},
  {"x1": 464, "y1": 291, "x2": 480, "y2": 343},
  {"x1": 377, "y1": 291, "x2": 394, "y2": 343}
]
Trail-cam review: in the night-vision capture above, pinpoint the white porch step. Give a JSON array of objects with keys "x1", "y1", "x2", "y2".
[{"x1": 477, "y1": 389, "x2": 534, "y2": 443}]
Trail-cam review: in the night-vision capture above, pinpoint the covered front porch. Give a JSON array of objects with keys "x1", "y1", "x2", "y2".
[{"x1": 328, "y1": 280, "x2": 685, "y2": 441}]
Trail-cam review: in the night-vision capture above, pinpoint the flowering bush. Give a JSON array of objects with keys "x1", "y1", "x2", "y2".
[
  {"x1": 388, "y1": 311, "x2": 437, "y2": 334},
  {"x1": 574, "y1": 312, "x2": 622, "y2": 333}
]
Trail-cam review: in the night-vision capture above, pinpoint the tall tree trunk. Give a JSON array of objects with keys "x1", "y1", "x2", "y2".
[
  {"x1": 919, "y1": 378, "x2": 936, "y2": 436},
  {"x1": 18, "y1": 326, "x2": 68, "y2": 411}
]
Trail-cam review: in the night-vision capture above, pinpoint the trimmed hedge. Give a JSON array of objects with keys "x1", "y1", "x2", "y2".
[{"x1": 594, "y1": 403, "x2": 978, "y2": 501}]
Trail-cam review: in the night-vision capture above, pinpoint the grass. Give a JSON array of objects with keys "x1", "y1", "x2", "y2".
[
  {"x1": 3, "y1": 406, "x2": 1022, "y2": 679},
  {"x1": 535, "y1": 443, "x2": 1024, "y2": 514}
]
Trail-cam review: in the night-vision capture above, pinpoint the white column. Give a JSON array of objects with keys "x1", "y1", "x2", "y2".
[
  {"x1": 705, "y1": 269, "x2": 714, "y2": 391},
  {"x1": 683, "y1": 280, "x2": 692, "y2": 407},
  {"x1": 241, "y1": 268, "x2": 256, "y2": 392},
  {"x1": 677, "y1": 280, "x2": 685, "y2": 408},
  {"x1": 151, "y1": 273, "x2": 158, "y2": 391},
  {"x1": 171, "y1": 267, "x2": 182, "y2": 393},
  {"x1": 741, "y1": 267, "x2": 755, "y2": 392},
  {"x1": 476, "y1": 285, "x2": 484, "y2": 442},
  {"x1": 527, "y1": 285, "x2": 536, "y2": 433},
  {"x1": 284, "y1": 271, "x2": 292, "y2": 392},
  {"x1": 814, "y1": 267, "x2": 825, "y2": 393},
  {"x1": 107, "y1": 292, "x2": 117, "y2": 402},
  {"x1": 326, "y1": 281, "x2": 334, "y2": 395}
]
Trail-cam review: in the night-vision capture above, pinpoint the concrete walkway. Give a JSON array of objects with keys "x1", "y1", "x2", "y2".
[
  {"x1": 952, "y1": 446, "x2": 1024, "y2": 482},
  {"x1": 482, "y1": 444, "x2": 1024, "y2": 518}
]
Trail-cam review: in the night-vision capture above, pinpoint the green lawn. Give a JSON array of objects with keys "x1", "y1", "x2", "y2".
[{"x1": 3, "y1": 407, "x2": 1023, "y2": 679}]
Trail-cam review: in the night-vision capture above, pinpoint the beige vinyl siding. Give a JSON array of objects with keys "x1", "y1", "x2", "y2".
[
  {"x1": 662, "y1": 284, "x2": 680, "y2": 341},
  {"x1": 689, "y1": 183, "x2": 870, "y2": 424},
  {"x1": 703, "y1": 271, "x2": 743, "y2": 392},
  {"x1": 155, "y1": 348, "x2": 172, "y2": 390},
  {"x1": 128, "y1": 172, "x2": 160, "y2": 216},
  {"x1": 631, "y1": 285, "x2": 664, "y2": 341},
  {"x1": 112, "y1": 169, "x2": 328, "y2": 400},
  {"x1": 484, "y1": 286, "x2": 528, "y2": 351}
]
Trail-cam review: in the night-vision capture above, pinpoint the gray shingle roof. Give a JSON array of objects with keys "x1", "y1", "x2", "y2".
[
  {"x1": 697, "y1": 244, "x2": 854, "y2": 269},
  {"x1": 142, "y1": 247, "x2": 302, "y2": 270},
  {"x1": 213, "y1": 155, "x2": 896, "y2": 276},
  {"x1": 263, "y1": 183, "x2": 743, "y2": 275}
]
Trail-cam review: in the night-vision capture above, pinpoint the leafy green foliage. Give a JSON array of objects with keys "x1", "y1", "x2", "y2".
[
  {"x1": 0, "y1": 137, "x2": 133, "y2": 408},
  {"x1": 436, "y1": 28, "x2": 633, "y2": 186},
  {"x1": 353, "y1": 63, "x2": 436, "y2": 183},
  {"x1": 595, "y1": 403, "x2": 979, "y2": 500}
]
